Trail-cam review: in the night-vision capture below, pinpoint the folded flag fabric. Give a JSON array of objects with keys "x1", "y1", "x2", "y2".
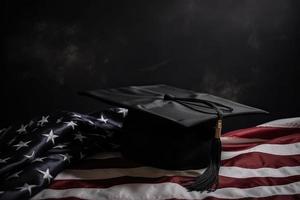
[
  {"x1": 0, "y1": 108, "x2": 126, "y2": 200},
  {"x1": 1, "y1": 109, "x2": 300, "y2": 200},
  {"x1": 35, "y1": 118, "x2": 300, "y2": 200}
]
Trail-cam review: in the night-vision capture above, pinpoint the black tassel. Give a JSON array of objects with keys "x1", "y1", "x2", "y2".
[{"x1": 186, "y1": 119, "x2": 222, "y2": 192}]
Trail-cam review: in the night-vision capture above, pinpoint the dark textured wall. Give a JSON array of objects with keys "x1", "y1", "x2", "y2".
[{"x1": 1, "y1": 0, "x2": 300, "y2": 126}]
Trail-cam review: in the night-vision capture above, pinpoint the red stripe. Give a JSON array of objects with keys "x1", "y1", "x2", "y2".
[
  {"x1": 49, "y1": 175, "x2": 300, "y2": 190},
  {"x1": 222, "y1": 143, "x2": 263, "y2": 151},
  {"x1": 223, "y1": 127, "x2": 300, "y2": 139},
  {"x1": 219, "y1": 175, "x2": 300, "y2": 189},
  {"x1": 222, "y1": 133, "x2": 300, "y2": 151},
  {"x1": 222, "y1": 153, "x2": 300, "y2": 168}
]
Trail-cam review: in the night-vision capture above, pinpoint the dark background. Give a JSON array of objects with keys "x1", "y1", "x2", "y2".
[{"x1": 1, "y1": 0, "x2": 299, "y2": 128}]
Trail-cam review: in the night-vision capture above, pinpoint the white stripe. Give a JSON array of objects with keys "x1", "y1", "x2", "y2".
[
  {"x1": 257, "y1": 117, "x2": 300, "y2": 128},
  {"x1": 220, "y1": 166, "x2": 300, "y2": 178},
  {"x1": 222, "y1": 142, "x2": 300, "y2": 160},
  {"x1": 32, "y1": 181, "x2": 300, "y2": 200},
  {"x1": 221, "y1": 136, "x2": 267, "y2": 144},
  {"x1": 54, "y1": 166, "x2": 300, "y2": 180}
]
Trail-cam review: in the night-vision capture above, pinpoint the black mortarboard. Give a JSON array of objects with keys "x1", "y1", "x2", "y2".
[{"x1": 80, "y1": 84, "x2": 268, "y2": 191}]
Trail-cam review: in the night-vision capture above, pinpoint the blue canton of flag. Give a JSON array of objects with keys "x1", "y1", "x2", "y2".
[{"x1": 0, "y1": 108, "x2": 127, "y2": 200}]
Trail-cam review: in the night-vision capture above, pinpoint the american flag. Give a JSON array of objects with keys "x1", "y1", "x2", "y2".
[
  {"x1": 1, "y1": 110, "x2": 300, "y2": 199},
  {"x1": 33, "y1": 118, "x2": 300, "y2": 200},
  {"x1": 0, "y1": 108, "x2": 125, "y2": 200}
]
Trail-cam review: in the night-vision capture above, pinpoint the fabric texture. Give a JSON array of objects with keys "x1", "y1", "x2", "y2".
[
  {"x1": 34, "y1": 118, "x2": 300, "y2": 200},
  {"x1": 1, "y1": 110, "x2": 300, "y2": 200},
  {"x1": 0, "y1": 108, "x2": 126, "y2": 200}
]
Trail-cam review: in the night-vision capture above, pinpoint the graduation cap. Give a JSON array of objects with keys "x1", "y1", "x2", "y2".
[{"x1": 80, "y1": 84, "x2": 268, "y2": 191}]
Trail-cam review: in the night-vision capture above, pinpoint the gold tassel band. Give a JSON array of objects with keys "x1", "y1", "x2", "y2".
[{"x1": 215, "y1": 119, "x2": 222, "y2": 139}]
